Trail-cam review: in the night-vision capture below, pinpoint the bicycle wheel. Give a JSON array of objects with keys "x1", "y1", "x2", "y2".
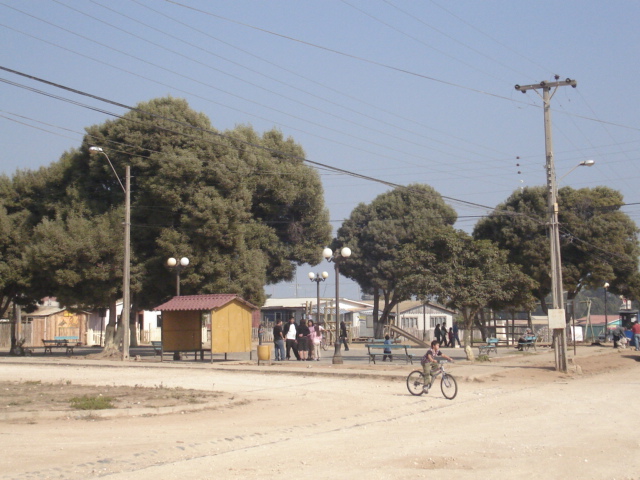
[
  {"x1": 406, "y1": 370, "x2": 425, "y2": 396},
  {"x1": 440, "y1": 374, "x2": 458, "y2": 400}
]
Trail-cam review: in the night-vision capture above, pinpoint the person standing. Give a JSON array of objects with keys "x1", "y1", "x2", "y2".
[
  {"x1": 453, "y1": 323, "x2": 461, "y2": 347},
  {"x1": 632, "y1": 321, "x2": 640, "y2": 351},
  {"x1": 448, "y1": 327, "x2": 454, "y2": 348},
  {"x1": 297, "y1": 319, "x2": 310, "y2": 361},
  {"x1": 273, "y1": 319, "x2": 285, "y2": 361},
  {"x1": 340, "y1": 320, "x2": 349, "y2": 351},
  {"x1": 283, "y1": 317, "x2": 300, "y2": 360},
  {"x1": 440, "y1": 324, "x2": 448, "y2": 347},
  {"x1": 434, "y1": 324, "x2": 442, "y2": 345},
  {"x1": 309, "y1": 320, "x2": 324, "y2": 361}
]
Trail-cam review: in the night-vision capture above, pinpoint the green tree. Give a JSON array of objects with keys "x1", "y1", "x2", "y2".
[
  {"x1": 74, "y1": 97, "x2": 331, "y2": 310},
  {"x1": 10, "y1": 96, "x2": 331, "y2": 357},
  {"x1": 433, "y1": 231, "x2": 535, "y2": 359},
  {"x1": 474, "y1": 186, "x2": 640, "y2": 313},
  {"x1": 336, "y1": 184, "x2": 457, "y2": 337}
]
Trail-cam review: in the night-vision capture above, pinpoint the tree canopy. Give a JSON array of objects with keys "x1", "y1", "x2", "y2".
[
  {"x1": 336, "y1": 184, "x2": 458, "y2": 337},
  {"x1": 473, "y1": 186, "x2": 640, "y2": 312}
]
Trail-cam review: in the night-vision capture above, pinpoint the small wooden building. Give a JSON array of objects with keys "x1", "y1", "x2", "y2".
[{"x1": 154, "y1": 294, "x2": 258, "y2": 358}]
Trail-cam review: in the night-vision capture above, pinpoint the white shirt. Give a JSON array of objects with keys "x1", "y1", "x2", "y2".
[{"x1": 285, "y1": 323, "x2": 297, "y2": 340}]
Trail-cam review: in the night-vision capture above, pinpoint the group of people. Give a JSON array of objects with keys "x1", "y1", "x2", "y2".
[
  {"x1": 272, "y1": 316, "x2": 332, "y2": 361},
  {"x1": 434, "y1": 323, "x2": 461, "y2": 348}
]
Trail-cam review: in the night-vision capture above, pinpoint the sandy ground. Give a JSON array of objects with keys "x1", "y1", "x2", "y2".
[{"x1": 0, "y1": 345, "x2": 639, "y2": 480}]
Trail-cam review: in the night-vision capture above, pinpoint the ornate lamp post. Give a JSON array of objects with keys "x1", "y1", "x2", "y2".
[
  {"x1": 89, "y1": 146, "x2": 130, "y2": 361},
  {"x1": 323, "y1": 246, "x2": 352, "y2": 364},
  {"x1": 308, "y1": 271, "x2": 329, "y2": 325},
  {"x1": 167, "y1": 257, "x2": 190, "y2": 296}
]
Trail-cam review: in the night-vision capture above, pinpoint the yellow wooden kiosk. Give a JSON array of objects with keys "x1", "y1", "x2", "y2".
[{"x1": 154, "y1": 294, "x2": 258, "y2": 361}]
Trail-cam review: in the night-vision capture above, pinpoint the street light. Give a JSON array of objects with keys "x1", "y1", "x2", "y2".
[
  {"x1": 558, "y1": 159, "x2": 595, "y2": 182},
  {"x1": 604, "y1": 282, "x2": 610, "y2": 341},
  {"x1": 167, "y1": 257, "x2": 190, "y2": 296},
  {"x1": 323, "y1": 246, "x2": 352, "y2": 364},
  {"x1": 308, "y1": 271, "x2": 329, "y2": 325},
  {"x1": 89, "y1": 146, "x2": 130, "y2": 361}
]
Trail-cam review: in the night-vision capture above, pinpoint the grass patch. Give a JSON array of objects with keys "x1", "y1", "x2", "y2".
[
  {"x1": 69, "y1": 395, "x2": 115, "y2": 410},
  {"x1": 476, "y1": 354, "x2": 491, "y2": 362}
]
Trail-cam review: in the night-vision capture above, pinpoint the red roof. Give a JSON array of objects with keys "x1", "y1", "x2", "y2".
[{"x1": 154, "y1": 294, "x2": 258, "y2": 312}]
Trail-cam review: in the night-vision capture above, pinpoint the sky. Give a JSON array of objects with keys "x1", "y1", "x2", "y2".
[{"x1": 1, "y1": 1, "x2": 639, "y2": 302}]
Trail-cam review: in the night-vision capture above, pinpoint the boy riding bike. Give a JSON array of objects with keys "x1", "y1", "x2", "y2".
[{"x1": 421, "y1": 340, "x2": 453, "y2": 392}]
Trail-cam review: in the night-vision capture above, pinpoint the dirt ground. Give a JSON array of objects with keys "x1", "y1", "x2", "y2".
[{"x1": 0, "y1": 346, "x2": 639, "y2": 480}]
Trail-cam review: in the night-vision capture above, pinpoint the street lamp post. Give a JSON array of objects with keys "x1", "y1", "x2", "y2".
[
  {"x1": 604, "y1": 282, "x2": 610, "y2": 341},
  {"x1": 308, "y1": 271, "x2": 329, "y2": 325},
  {"x1": 323, "y1": 247, "x2": 351, "y2": 364},
  {"x1": 89, "y1": 146, "x2": 130, "y2": 361},
  {"x1": 558, "y1": 159, "x2": 595, "y2": 183},
  {"x1": 167, "y1": 257, "x2": 190, "y2": 296}
]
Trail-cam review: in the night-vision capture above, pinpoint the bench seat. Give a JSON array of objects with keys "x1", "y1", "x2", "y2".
[
  {"x1": 477, "y1": 337, "x2": 499, "y2": 355},
  {"x1": 366, "y1": 344, "x2": 413, "y2": 364}
]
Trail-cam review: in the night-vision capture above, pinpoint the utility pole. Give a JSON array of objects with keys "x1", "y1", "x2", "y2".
[{"x1": 515, "y1": 76, "x2": 577, "y2": 373}]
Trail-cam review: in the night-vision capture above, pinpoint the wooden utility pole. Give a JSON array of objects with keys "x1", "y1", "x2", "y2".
[{"x1": 515, "y1": 76, "x2": 577, "y2": 372}]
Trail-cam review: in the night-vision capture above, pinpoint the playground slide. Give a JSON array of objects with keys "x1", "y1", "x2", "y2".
[{"x1": 387, "y1": 324, "x2": 429, "y2": 348}]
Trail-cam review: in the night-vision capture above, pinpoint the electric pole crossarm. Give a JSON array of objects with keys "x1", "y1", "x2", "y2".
[{"x1": 515, "y1": 78, "x2": 577, "y2": 92}]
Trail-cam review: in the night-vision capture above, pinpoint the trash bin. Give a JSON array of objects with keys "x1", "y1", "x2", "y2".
[{"x1": 257, "y1": 344, "x2": 271, "y2": 364}]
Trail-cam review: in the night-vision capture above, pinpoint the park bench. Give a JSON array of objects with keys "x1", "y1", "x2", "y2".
[
  {"x1": 366, "y1": 344, "x2": 413, "y2": 364},
  {"x1": 42, "y1": 337, "x2": 80, "y2": 355},
  {"x1": 477, "y1": 337, "x2": 499, "y2": 356},
  {"x1": 519, "y1": 335, "x2": 538, "y2": 351}
]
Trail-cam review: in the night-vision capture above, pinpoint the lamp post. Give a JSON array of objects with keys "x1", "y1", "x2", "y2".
[
  {"x1": 558, "y1": 159, "x2": 595, "y2": 183},
  {"x1": 323, "y1": 246, "x2": 352, "y2": 364},
  {"x1": 308, "y1": 271, "x2": 329, "y2": 325},
  {"x1": 167, "y1": 257, "x2": 190, "y2": 296},
  {"x1": 604, "y1": 282, "x2": 609, "y2": 341},
  {"x1": 89, "y1": 146, "x2": 130, "y2": 361}
]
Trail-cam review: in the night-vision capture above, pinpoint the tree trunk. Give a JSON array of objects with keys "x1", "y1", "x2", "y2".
[
  {"x1": 129, "y1": 299, "x2": 139, "y2": 348},
  {"x1": 100, "y1": 298, "x2": 122, "y2": 358},
  {"x1": 373, "y1": 290, "x2": 383, "y2": 338}
]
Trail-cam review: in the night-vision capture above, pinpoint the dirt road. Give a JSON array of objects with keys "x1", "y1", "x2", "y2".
[{"x1": 0, "y1": 347, "x2": 638, "y2": 479}]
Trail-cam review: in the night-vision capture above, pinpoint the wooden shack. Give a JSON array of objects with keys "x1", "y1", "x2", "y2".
[{"x1": 154, "y1": 294, "x2": 258, "y2": 359}]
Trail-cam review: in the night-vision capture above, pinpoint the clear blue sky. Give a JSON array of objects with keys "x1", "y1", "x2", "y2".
[{"x1": 1, "y1": 1, "x2": 639, "y2": 300}]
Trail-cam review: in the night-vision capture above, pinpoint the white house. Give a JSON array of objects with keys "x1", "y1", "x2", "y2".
[
  {"x1": 85, "y1": 301, "x2": 162, "y2": 346},
  {"x1": 359, "y1": 300, "x2": 456, "y2": 341}
]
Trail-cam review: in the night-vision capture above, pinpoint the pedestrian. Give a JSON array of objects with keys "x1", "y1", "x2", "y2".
[
  {"x1": 440, "y1": 325, "x2": 448, "y2": 347},
  {"x1": 434, "y1": 324, "x2": 442, "y2": 345},
  {"x1": 309, "y1": 321, "x2": 324, "y2": 361},
  {"x1": 297, "y1": 319, "x2": 310, "y2": 361},
  {"x1": 258, "y1": 323, "x2": 264, "y2": 345},
  {"x1": 283, "y1": 316, "x2": 300, "y2": 360},
  {"x1": 340, "y1": 320, "x2": 349, "y2": 351},
  {"x1": 448, "y1": 327, "x2": 454, "y2": 348},
  {"x1": 273, "y1": 319, "x2": 285, "y2": 361},
  {"x1": 632, "y1": 321, "x2": 640, "y2": 351},
  {"x1": 382, "y1": 334, "x2": 393, "y2": 362},
  {"x1": 453, "y1": 323, "x2": 461, "y2": 347}
]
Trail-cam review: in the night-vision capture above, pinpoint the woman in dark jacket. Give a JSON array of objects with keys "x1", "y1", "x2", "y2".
[
  {"x1": 297, "y1": 319, "x2": 311, "y2": 361},
  {"x1": 340, "y1": 321, "x2": 349, "y2": 351}
]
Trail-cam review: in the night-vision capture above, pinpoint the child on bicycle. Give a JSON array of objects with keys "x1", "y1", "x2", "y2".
[{"x1": 421, "y1": 340, "x2": 453, "y2": 390}]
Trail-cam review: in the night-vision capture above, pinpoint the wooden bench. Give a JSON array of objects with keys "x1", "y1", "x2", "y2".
[
  {"x1": 520, "y1": 335, "x2": 538, "y2": 351},
  {"x1": 477, "y1": 337, "x2": 499, "y2": 356},
  {"x1": 366, "y1": 344, "x2": 413, "y2": 364},
  {"x1": 42, "y1": 338, "x2": 79, "y2": 355}
]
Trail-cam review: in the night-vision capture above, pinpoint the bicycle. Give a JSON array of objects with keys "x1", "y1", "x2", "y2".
[{"x1": 406, "y1": 360, "x2": 457, "y2": 400}]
